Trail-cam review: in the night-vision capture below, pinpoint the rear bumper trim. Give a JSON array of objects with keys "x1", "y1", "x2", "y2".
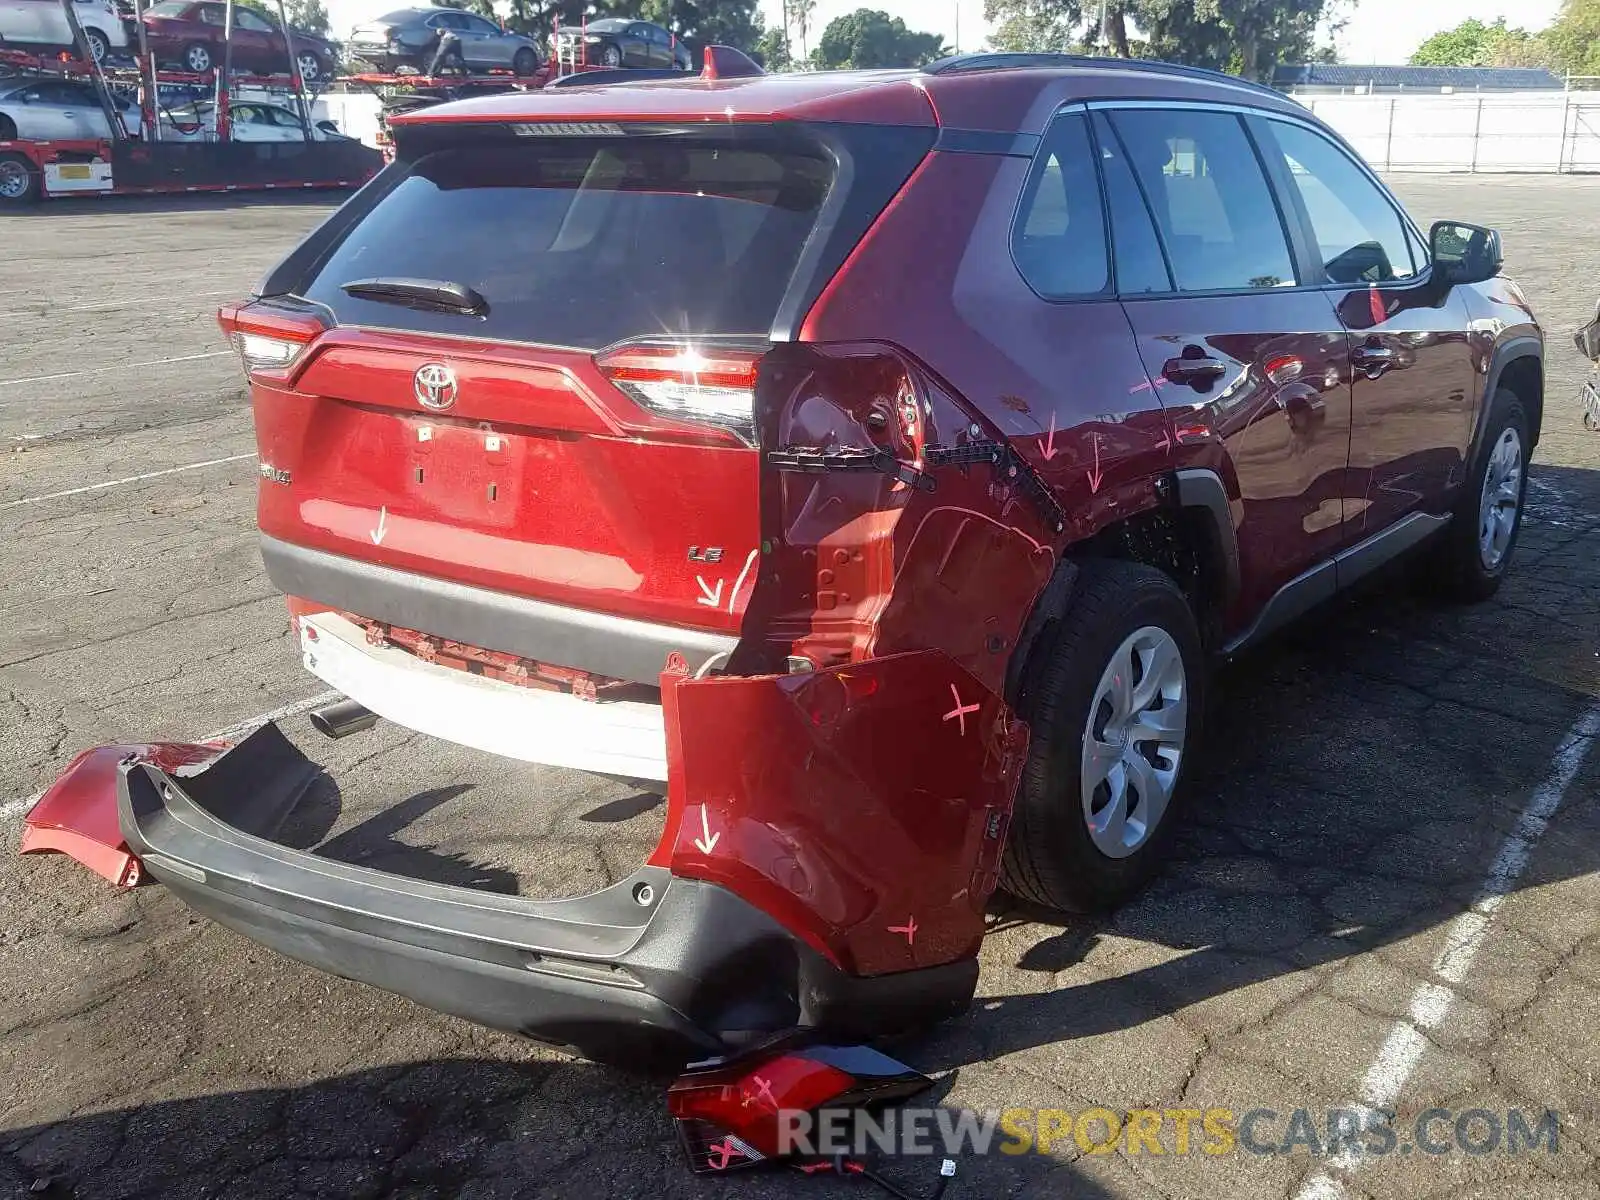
[
  {"x1": 261, "y1": 534, "x2": 740, "y2": 686},
  {"x1": 116, "y1": 723, "x2": 977, "y2": 1068}
]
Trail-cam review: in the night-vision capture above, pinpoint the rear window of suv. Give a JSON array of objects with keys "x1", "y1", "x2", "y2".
[{"x1": 295, "y1": 132, "x2": 835, "y2": 350}]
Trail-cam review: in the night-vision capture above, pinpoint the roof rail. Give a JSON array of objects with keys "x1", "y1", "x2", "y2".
[{"x1": 921, "y1": 52, "x2": 1285, "y2": 102}]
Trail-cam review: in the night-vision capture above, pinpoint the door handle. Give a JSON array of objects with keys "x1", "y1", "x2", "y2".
[
  {"x1": 1351, "y1": 343, "x2": 1396, "y2": 377},
  {"x1": 1162, "y1": 346, "x2": 1227, "y2": 389}
]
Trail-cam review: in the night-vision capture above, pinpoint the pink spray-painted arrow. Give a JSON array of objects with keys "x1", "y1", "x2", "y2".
[
  {"x1": 1087, "y1": 432, "x2": 1104, "y2": 494},
  {"x1": 1037, "y1": 412, "x2": 1058, "y2": 461}
]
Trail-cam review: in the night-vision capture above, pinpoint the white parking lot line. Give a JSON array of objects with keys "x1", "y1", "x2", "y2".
[
  {"x1": 0, "y1": 351, "x2": 232, "y2": 393},
  {"x1": 0, "y1": 290, "x2": 235, "y2": 321},
  {"x1": 1293, "y1": 699, "x2": 1600, "y2": 1199},
  {"x1": 1, "y1": 453, "x2": 256, "y2": 510},
  {"x1": 0, "y1": 689, "x2": 341, "y2": 824}
]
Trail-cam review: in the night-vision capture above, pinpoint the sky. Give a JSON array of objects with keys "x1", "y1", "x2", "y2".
[{"x1": 320, "y1": 0, "x2": 1571, "y2": 69}]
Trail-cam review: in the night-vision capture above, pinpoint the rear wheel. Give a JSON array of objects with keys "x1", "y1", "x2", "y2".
[
  {"x1": 183, "y1": 42, "x2": 213, "y2": 72},
  {"x1": 1429, "y1": 387, "x2": 1529, "y2": 602},
  {"x1": 0, "y1": 152, "x2": 40, "y2": 205},
  {"x1": 1001, "y1": 560, "x2": 1205, "y2": 913},
  {"x1": 512, "y1": 47, "x2": 537, "y2": 76},
  {"x1": 81, "y1": 26, "x2": 110, "y2": 62},
  {"x1": 296, "y1": 51, "x2": 322, "y2": 83}
]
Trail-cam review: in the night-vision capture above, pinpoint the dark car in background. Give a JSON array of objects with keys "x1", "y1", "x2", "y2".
[
  {"x1": 348, "y1": 6, "x2": 541, "y2": 75},
  {"x1": 552, "y1": 17, "x2": 690, "y2": 70},
  {"x1": 140, "y1": 0, "x2": 340, "y2": 81}
]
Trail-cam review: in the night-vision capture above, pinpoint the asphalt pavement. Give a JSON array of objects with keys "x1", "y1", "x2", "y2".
[{"x1": 1, "y1": 175, "x2": 1599, "y2": 1200}]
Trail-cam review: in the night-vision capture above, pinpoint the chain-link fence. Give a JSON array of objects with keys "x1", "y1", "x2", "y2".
[{"x1": 1294, "y1": 91, "x2": 1600, "y2": 173}]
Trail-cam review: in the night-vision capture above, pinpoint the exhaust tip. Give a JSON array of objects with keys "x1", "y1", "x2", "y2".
[{"x1": 310, "y1": 698, "x2": 378, "y2": 740}]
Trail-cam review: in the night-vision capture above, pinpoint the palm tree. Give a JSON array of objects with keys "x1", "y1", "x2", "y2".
[{"x1": 790, "y1": 0, "x2": 816, "y2": 60}]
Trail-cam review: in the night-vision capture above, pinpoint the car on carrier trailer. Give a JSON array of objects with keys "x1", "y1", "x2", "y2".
[{"x1": 25, "y1": 51, "x2": 1543, "y2": 1069}]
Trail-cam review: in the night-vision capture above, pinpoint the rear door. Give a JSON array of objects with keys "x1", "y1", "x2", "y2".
[
  {"x1": 4, "y1": 0, "x2": 56, "y2": 45},
  {"x1": 1251, "y1": 115, "x2": 1478, "y2": 531},
  {"x1": 458, "y1": 13, "x2": 503, "y2": 66},
  {"x1": 1104, "y1": 104, "x2": 1355, "y2": 619},
  {"x1": 645, "y1": 23, "x2": 671, "y2": 67},
  {"x1": 624, "y1": 23, "x2": 651, "y2": 66},
  {"x1": 230, "y1": 4, "x2": 282, "y2": 72}
]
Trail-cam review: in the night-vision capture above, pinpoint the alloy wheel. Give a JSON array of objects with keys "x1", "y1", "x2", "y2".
[
  {"x1": 1080, "y1": 625, "x2": 1188, "y2": 859},
  {"x1": 1478, "y1": 425, "x2": 1523, "y2": 570},
  {"x1": 0, "y1": 160, "x2": 31, "y2": 200}
]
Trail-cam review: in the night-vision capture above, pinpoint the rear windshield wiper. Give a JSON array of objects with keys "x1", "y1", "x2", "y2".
[{"x1": 340, "y1": 277, "x2": 488, "y2": 317}]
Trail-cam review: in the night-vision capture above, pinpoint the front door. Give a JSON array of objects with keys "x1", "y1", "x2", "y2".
[
  {"x1": 1102, "y1": 105, "x2": 1355, "y2": 619},
  {"x1": 1246, "y1": 115, "x2": 1479, "y2": 533}
]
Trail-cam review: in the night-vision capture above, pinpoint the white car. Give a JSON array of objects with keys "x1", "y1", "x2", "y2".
[
  {"x1": 0, "y1": 0, "x2": 130, "y2": 63},
  {"x1": 163, "y1": 99, "x2": 349, "y2": 141},
  {"x1": 0, "y1": 76, "x2": 140, "y2": 140}
]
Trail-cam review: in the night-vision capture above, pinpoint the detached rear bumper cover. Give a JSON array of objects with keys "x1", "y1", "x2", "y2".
[{"x1": 25, "y1": 651, "x2": 1024, "y2": 1066}]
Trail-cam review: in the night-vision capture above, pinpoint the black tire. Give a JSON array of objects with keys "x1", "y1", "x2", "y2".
[
  {"x1": 0, "y1": 114, "x2": 16, "y2": 142},
  {"x1": 296, "y1": 51, "x2": 322, "y2": 83},
  {"x1": 1000, "y1": 560, "x2": 1206, "y2": 913},
  {"x1": 1428, "y1": 387, "x2": 1530, "y2": 603},
  {"x1": 183, "y1": 41, "x2": 213, "y2": 73},
  {"x1": 81, "y1": 26, "x2": 110, "y2": 62},
  {"x1": 512, "y1": 47, "x2": 537, "y2": 76},
  {"x1": 0, "y1": 152, "x2": 40, "y2": 205},
  {"x1": 601, "y1": 42, "x2": 622, "y2": 67}
]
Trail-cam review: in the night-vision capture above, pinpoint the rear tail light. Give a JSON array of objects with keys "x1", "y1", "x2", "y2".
[
  {"x1": 230, "y1": 330, "x2": 308, "y2": 374},
  {"x1": 216, "y1": 303, "x2": 324, "y2": 383},
  {"x1": 596, "y1": 342, "x2": 763, "y2": 446}
]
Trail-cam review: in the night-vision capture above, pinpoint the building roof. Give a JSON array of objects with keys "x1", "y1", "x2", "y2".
[{"x1": 1272, "y1": 64, "x2": 1565, "y2": 90}]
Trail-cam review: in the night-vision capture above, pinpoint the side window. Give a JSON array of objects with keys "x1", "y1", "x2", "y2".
[
  {"x1": 466, "y1": 16, "x2": 498, "y2": 35},
  {"x1": 1090, "y1": 112, "x2": 1171, "y2": 295},
  {"x1": 1263, "y1": 119, "x2": 1417, "y2": 284},
  {"x1": 1011, "y1": 111, "x2": 1109, "y2": 299},
  {"x1": 198, "y1": 5, "x2": 224, "y2": 25},
  {"x1": 1109, "y1": 108, "x2": 1297, "y2": 292},
  {"x1": 236, "y1": 9, "x2": 274, "y2": 32}
]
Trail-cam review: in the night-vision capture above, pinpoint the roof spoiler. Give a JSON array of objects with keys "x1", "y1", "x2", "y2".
[{"x1": 542, "y1": 44, "x2": 763, "y2": 89}]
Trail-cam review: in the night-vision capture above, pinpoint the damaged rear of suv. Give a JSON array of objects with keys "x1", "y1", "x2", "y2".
[
  {"x1": 98, "y1": 69, "x2": 1044, "y2": 1067},
  {"x1": 25, "y1": 53, "x2": 1540, "y2": 1067}
]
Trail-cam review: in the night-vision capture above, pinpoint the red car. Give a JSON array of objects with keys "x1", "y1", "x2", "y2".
[
  {"x1": 30, "y1": 51, "x2": 1542, "y2": 1067},
  {"x1": 140, "y1": 0, "x2": 339, "y2": 81}
]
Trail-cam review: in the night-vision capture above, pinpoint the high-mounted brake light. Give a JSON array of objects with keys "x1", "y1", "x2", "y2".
[{"x1": 596, "y1": 342, "x2": 763, "y2": 446}]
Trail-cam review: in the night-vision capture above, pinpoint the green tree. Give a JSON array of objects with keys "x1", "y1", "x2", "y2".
[
  {"x1": 812, "y1": 8, "x2": 948, "y2": 68},
  {"x1": 985, "y1": 0, "x2": 1080, "y2": 53},
  {"x1": 983, "y1": 0, "x2": 1327, "y2": 77},
  {"x1": 789, "y1": 0, "x2": 816, "y2": 58},
  {"x1": 753, "y1": 23, "x2": 794, "y2": 68},
  {"x1": 283, "y1": 0, "x2": 329, "y2": 36},
  {"x1": 1545, "y1": 0, "x2": 1600, "y2": 76},
  {"x1": 1410, "y1": 17, "x2": 1502, "y2": 65},
  {"x1": 638, "y1": 0, "x2": 765, "y2": 56}
]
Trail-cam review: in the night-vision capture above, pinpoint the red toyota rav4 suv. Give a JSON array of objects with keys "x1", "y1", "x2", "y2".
[{"x1": 117, "y1": 53, "x2": 1543, "y2": 1066}]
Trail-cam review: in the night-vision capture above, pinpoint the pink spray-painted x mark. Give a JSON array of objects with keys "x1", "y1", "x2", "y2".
[
  {"x1": 707, "y1": 1138, "x2": 745, "y2": 1170},
  {"x1": 942, "y1": 684, "x2": 981, "y2": 736}
]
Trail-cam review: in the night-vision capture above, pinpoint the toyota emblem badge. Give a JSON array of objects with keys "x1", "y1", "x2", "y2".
[{"x1": 413, "y1": 363, "x2": 458, "y2": 411}]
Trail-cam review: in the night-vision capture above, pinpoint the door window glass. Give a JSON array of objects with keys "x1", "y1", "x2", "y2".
[
  {"x1": 234, "y1": 8, "x2": 274, "y2": 32},
  {"x1": 1011, "y1": 110, "x2": 1109, "y2": 298},
  {"x1": 1109, "y1": 108, "x2": 1297, "y2": 292},
  {"x1": 1264, "y1": 119, "x2": 1417, "y2": 283},
  {"x1": 1090, "y1": 112, "x2": 1171, "y2": 295}
]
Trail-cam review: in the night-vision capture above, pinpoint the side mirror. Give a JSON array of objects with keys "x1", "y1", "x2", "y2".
[{"x1": 1430, "y1": 220, "x2": 1503, "y2": 286}]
